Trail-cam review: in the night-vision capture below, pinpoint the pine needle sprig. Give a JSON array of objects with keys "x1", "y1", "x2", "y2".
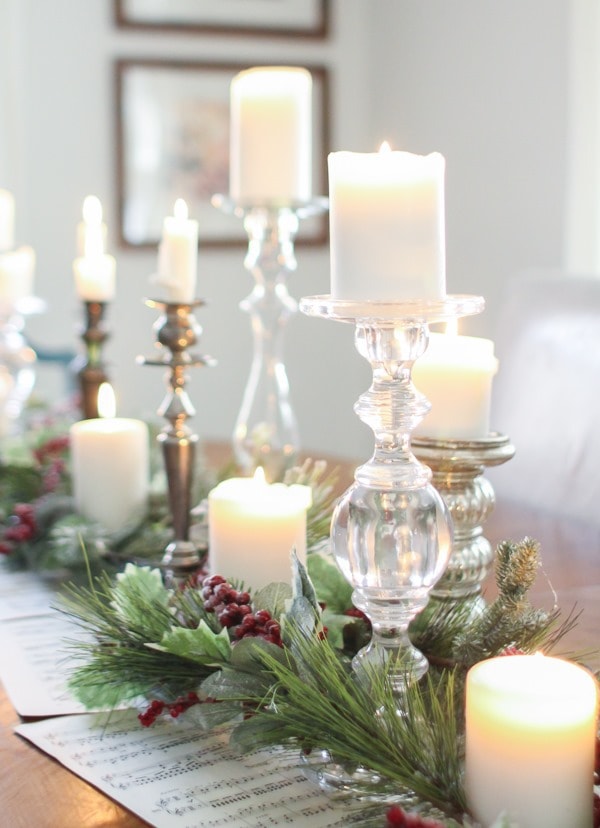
[
  {"x1": 60, "y1": 567, "x2": 214, "y2": 707},
  {"x1": 223, "y1": 626, "x2": 468, "y2": 820},
  {"x1": 453, "y1": 537, "x2": 572, "y2": 665},
  {"x1": 284, "y1": 459, "x2": 340, "y2": 551}
]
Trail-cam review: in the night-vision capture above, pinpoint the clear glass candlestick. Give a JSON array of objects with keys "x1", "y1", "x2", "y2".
[
  {"x1": 0, "y1": 297, "x2": 45, "y2": 438},
  {"x1": 213, "y1": 195, "x2": 327, "y2": 481},
  {"x1": 300, "y1": 294, "x2": 484, "y2": 692}
]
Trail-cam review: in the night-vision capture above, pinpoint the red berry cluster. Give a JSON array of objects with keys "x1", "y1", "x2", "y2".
[
  {"x1": 34, "y1": 435, "x2": 70, "y2": 493},
  {"x1": 138, "y1": 691, "x2": 202, "y2": 727},
  {"x1": 385, "y1": 805, "x2": 445, "y2": 828},
  {"x1": 0, "y1": 503, "x2": 38, "y2": 555},
  {"x1": 200, "y1": 575, "x2": 283, "y2": 647}
]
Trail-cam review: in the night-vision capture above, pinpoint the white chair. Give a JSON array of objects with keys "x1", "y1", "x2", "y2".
[{"x1": 488, "y1": 270, "x2": 600, "y2": 524}]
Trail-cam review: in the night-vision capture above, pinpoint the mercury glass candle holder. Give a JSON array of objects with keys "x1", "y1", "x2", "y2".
[
  {"x1": 212, "y1": 195, "x2": 327, "y2": 482},
  {"x1": 300, "y1": 294, "x2": 484, "y2": 692},
  {"x1": 73, "y1": 300, "x2": 110, "y2": 420},
  {"x1": 411, "y1": 433, "x2": 515, "y2": 620},
  {"x1": 140, "y1": 298, "x2": 215, "y2": 580}
]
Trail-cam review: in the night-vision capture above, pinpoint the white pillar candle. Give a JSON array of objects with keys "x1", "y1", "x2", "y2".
[
  {"x1": 465, "y1": 654, "x2": 598, "y2": 828},
  {"x1": 0, "y1": 246, "x2": 35, "y2": 309},
  {"x1": 208, "y1": 468, "x2": 312, "y2": 590},
  {"x1": 154, "y1": 199, "x2": 199, "y2": 303},
  {"x1": 70, "y1": 417, "x2": 150, "y2": 533},
  {"x1": 73, "y1": 196, "x2": 116, "y2": 302},
  {"x1": 0, "y1": 189, "x2": 15, "y2": 253},
  {"x1": 328, "y1": 145, "x2": 446, "y2": 301},
  {"x1": 412, "y1": 329, "x2": 498, "y2": 439},
  {"x1": 229, "y1": 66, "x2": 312, "y2": 203}
]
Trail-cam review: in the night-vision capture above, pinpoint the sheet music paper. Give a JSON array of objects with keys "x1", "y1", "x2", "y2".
[
  {"x1": 0, "y1": 563, "x2": 56, "y2": 619},
  {"x1": 0, "y1": 609, "x2": 99, "y2": 716},
  {"x1": 17, "y1": 711, "x2": 364, "y2": 828}
]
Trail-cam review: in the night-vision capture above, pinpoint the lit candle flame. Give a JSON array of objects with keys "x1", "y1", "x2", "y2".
[
  {"x1": 97, "y1": 382, "x2": 116, "y2": 418},
  {"x1": 253, "y1": 466, "x2": 267, "y2": 486},
  {"x1": 379, "y1": 141, "x2": 392, "y2": 154},
  {"x1": 173, "y1": 198, "x2": 189, "y2": 221}
]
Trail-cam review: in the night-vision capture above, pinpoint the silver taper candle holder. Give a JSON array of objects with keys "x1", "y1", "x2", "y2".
[
  {"x1": 212, "y1": 195, "x2": 327, "y2": 482},
  {"x1": 300, "y1": 293, "x2": 484, "y2": 693},
  {"x1": 74, "y1": 300, "x2": 110, "y2": 420},
  {"x1": 140, "y1": 298, "x2": 215, "y2": 579},
  {"x1": 411, "y1": 433, "x2": 515, "y2": 619}
]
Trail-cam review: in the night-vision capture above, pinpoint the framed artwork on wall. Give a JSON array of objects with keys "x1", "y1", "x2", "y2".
[
  {"x1": 114, "y1": 59, "x2": 330, "y2": 249},
  {"x1": 114, "y1": 0, "x2": 329, "y2": 39}
]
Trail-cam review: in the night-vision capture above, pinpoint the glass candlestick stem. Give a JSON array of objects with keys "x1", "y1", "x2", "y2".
[{"x1": 213, "y1": 195, "x2": 327, "y2": 481}]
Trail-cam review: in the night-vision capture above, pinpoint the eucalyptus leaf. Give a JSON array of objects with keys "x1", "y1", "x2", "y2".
[
  {"x1": 290, "y1": 552, "x2": 320, "y2": 613},
  {"x1": 200, "y1": 668, "x2": 270, "y2": 700},
  {"x1": 306, "y1": 553, "x2": 353, "y2": 613},
  {"x1": 185, "y1": 700, "x2": 242, "y2": 730},
  {"x1": 253, "y1": 582, "x2": 292, "y2": 618},
  {"x1": 229, "y1": 636, "x2": 289, "y2": 672},
  {"x1": 229, "y1": 714, "x2": 292, "y2": 754}
]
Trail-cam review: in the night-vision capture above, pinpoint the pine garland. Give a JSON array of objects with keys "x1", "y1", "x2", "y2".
[{"x1": 58, "y1": 538, "x2": 588, "y2": 826}]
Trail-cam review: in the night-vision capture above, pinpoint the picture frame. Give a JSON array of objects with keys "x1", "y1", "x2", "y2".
[
  {"x1": 115, "y1": 59, "x2": 330, "y2": 249},
  {"x1": 114, "y1": 0, "x2": 329, "y2": 39}
]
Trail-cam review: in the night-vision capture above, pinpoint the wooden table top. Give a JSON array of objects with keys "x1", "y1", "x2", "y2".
[{"x1": 1, "y1": 476, "x2": 598, "y2": 827}]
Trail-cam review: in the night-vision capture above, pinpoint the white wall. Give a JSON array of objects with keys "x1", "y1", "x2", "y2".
[
  {"x1": 4, "y1": 0, "x2": 571, "y2": 459},
  {"x1": 368, "y1": 0, "x2": 569, "y2": 343}
]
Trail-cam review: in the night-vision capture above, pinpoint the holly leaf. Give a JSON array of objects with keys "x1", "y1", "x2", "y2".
[
  {"x1": 229, "y1": 636, "x2": 289, "y2": 672},
  {"x1": 111, "y1": 564, "x2": 169, "y2": 629},
  {"x1": 154, "y1": 621, "x2": 231, "y2": 664}
]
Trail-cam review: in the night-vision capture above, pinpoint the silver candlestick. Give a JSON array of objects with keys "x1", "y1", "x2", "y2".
[
  {"x1": 141, "y1": 299, "x2": 214, "y2": 579},
  {"x1": 411, "y1": 433, "x2": 515, "y2": 619}
]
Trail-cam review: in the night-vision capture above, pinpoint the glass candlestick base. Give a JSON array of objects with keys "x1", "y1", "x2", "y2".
[
  {"x1": 213, "y1": 195, "x2": 327, "y2": 481},
  {"x1": 300, "y1": 293, "x2": 484, "y2": 691}
]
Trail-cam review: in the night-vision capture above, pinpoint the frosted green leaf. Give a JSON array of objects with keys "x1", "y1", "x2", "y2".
[{"x1": 157, "y1": 620, "x2": 231, "y2": 663}]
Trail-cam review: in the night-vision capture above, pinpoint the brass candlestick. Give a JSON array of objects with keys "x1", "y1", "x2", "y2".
[
  {"x1": 75, "y1": 300, "x2": 110, "y2": 419},
  {"x1": 141, "y1": 299, "x2": 214, "y2": 580},
  {"x1": 412, "y1": 432, "x2": 515, "y2": 619}
]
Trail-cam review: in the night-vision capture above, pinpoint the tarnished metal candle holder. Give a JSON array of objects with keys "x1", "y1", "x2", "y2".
[
  {"x1": 412, "y1": 433, "x2": 515, "y2": 619},
  {"x1": 75, "y1": 300, "x2": 110, "y2": 420},
  {"x1": 212, "y1": 195, "x2": 327, "y2": 482},
  {"x1": 141, "y1": 299, "x2": 214, "y2": 578}
]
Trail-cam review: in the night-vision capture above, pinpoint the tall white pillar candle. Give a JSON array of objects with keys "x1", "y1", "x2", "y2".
[
  {"x1": 73, "y1": 196, "x2": 116, "y2": 301},
  {"x1": 413, "y1": 330, "x2": 498, "y2": 439},
  {"x1": 328, "y1": 146, "x2": 446, "y2": 301},
  {"x1": 465, "y1": 654, "x2": 598, "y2": 828},
  {"x1": 0, "y1": 246, "x2": 35, "y2": 309},
  {"x1": 208, "y1": 469, "x2": 312, "y2": 590},
  {"x1": 229, "y1": 66, "x2": 312, "y2": 202},
  {"x1": 154, "y1": 199, "x2": 199, "y2": 303},
  {"x1": 0, "y1": 189, "x2": 15, "y2": 253},
  {"x1": 70, "y1": 418, "x2": 150, "y2": 533}
]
